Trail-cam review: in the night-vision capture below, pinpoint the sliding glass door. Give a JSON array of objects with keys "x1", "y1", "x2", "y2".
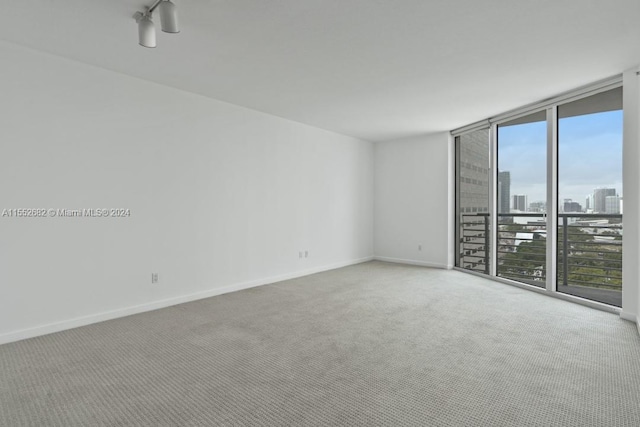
[
  {"x1": 497, "y1": 112, "x2": 547, "y2": 287},
  {"x1": 455, "y1": 84, "x2": 623, "y2": 308}
]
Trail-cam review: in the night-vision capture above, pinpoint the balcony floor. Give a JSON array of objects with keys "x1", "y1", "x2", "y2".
[
  {"x1": 557, "y1": 284, "x2": 621, "y2": 307},
  {"x1": 497, "y1": 275, "x2": 622, "y2": 307}
]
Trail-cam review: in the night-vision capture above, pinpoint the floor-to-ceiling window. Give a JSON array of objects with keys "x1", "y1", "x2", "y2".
[
  {"x1": 454, "y1": 81, "x2": 623, "y2": 308},
  {"x1": 455, "y1": 128, "x2": 491, "y2": 274},
  {"x1": 557, "y1": 88, "x2": 623, "y2": 306}
]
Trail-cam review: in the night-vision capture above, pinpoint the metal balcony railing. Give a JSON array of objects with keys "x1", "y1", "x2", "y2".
[
  {"x1": 459, "y1": 213, "x2": 623, "y2": 295},
  {"x1": 459, "y1": 214, "x2": 491, "y2": 274}
]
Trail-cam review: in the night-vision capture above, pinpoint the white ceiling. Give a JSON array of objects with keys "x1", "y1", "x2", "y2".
[{"x1": 1, "y1": 0, "x2": 639, "y2": 142}]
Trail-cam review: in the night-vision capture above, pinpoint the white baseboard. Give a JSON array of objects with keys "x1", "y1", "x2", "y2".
[
  {"x1": 373, "y1": 256, "x2": 449, "y2": 269},
  {"x1": 620, "y1": 311, "x2": 638, "y2": 323},
  {"x1": 0, "y1": 256, "x2": 374, "y2": 346},
  {"x1": 619, "y1": 312, "x2": 640, "y2": 336}
]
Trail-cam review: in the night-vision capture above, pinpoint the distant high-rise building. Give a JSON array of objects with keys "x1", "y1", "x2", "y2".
[
  {"x1": 594, "y1": 188, "x2": 616, "y2": 213},
  {"x1": 563, "y1": 199, "x2": 582, "y2": 213},
  {"x1": 458, "y1": 131, "x2": 490, "y2": 215},
  {"x1": 498, "y1": 171, "x2": 511, "y2": 214},
  {"x1": 529, "y1": 201, "x2": 546, "y2": 213},
  {"x1": 605, "y1": 195, "x2": 621, "y2": 214},
  {"x1": 585, "y1": 194, "x2": 593, "y2": 212},
  {"x1": 512, "y1": 194, "x2": 527, "y2": 211}
]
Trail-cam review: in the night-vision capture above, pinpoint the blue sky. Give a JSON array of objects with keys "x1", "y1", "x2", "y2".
[{"x1": 498, "y1": 110, "x2": 622, "y2": 207}]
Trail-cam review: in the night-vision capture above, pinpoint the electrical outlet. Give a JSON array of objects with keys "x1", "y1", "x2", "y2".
[
  {"x1": 418, "y1": 245, "x2": 422, "y2": 251},
  {"x1": 151, "y1": 273, "x2": 159, "y2": 284}
]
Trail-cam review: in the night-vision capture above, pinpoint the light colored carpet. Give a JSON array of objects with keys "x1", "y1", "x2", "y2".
[{"x1": 1, "y1": 261, "x2": 639, "y2": 426}]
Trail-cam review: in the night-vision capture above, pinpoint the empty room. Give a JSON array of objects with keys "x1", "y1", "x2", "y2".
[{"x1": 1, "y1": 1, "x2": 640, "y2": 425}]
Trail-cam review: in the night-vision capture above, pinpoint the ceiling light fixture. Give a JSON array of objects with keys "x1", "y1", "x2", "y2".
[
  {"x1": 159, "y1": 0, "x2": 179, "y2": 34},
  {"x1": 133, "y1": 0, "x2": 179, "y2": 48},
  {"x1": 134, "y1": 10, "x2": 156, "y2": 48}
]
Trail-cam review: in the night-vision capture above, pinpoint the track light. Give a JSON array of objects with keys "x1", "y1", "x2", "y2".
[
  {"x1": 134, "y1": 12, "x2": 156, "y2": 48},
  {"x1": 133, "y1": 1, "x2": 180, "y2": 48},
  {"x1": 159, "y1": 1, "x2": 179, "y2": 34}
]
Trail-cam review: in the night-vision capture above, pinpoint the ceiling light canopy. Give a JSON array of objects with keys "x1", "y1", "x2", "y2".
[{"x1": 133, "y1": 0, "x2": 179, "y2": 48}]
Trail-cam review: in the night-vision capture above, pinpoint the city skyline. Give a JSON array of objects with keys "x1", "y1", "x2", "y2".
[
  {"x1": 498, "y1": 110, "x2": 622, "y2": 205},
  {"x1": 504, "y1": 187, "x2": 620, "y2": 213}
]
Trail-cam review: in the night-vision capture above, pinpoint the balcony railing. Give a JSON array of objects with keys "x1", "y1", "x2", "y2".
[
  {"x1": 459, "y1": 214, "x2": 491, "y2": 274},
  {"x1": 459, "y1": 213, "x2": 622, "y2": 306}
]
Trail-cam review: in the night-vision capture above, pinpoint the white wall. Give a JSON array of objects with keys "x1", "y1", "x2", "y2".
[
  {"x1": 0, "y1": 41, "x2": 374, "y2": 344},
  {"x1": 374, "y1": 132, "x2": 454, "y2": 269},
  {"x1": 623, "y1": 68, "x2": 640, "y2": 326}
]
